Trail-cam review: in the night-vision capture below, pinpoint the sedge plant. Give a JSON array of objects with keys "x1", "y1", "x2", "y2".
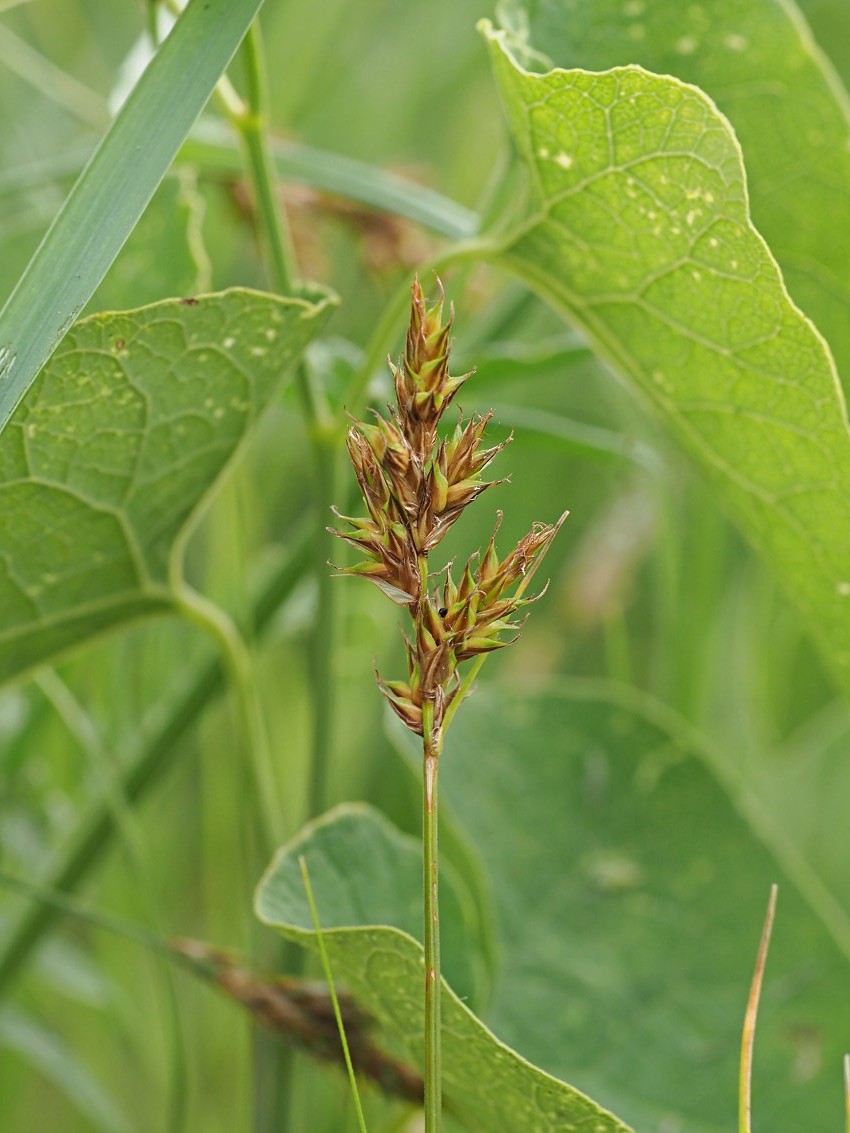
[{"x1": 331, "y1": 278, "x2": 567, "y2": 1129}]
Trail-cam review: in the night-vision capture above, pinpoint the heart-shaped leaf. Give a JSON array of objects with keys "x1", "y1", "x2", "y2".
[
  {"x1": 256, "y1": 802, "x2": 634, "y2": 1133},
  {"x1": 499, "y1": 0, "x2": 850, "y2": 384},
  {"x1": 0, "y1": 286, "x2": 334, "y2": 685},
  {"x1": 481, "y1": 24, "x2": 850, "y2": 699}
]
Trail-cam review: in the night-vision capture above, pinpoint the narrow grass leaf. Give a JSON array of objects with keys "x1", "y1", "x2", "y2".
[
  {"x1": 0, "y1": 0, "x2": 269, "y2": 434},
  {"x1": 298, "y1": 855, "x2": 369, "y2": 1133},
  {"x1": 0, "y1": 1007, "x2": 132, "y2": 1133}
]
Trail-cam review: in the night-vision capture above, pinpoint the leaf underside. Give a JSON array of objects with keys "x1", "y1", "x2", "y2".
[
  {"x1": 0, "y1": 287, "x2": 334, "y2": 686},
  {"x1": 481, "y1": 24, "x2": 850, "y2": 700}
]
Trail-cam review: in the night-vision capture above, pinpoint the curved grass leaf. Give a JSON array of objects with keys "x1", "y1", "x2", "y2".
[
  {"x1": 0, "y1": 287, "x2": 334, "y2": 686},
  {"x1": 480, "y1": 25, "x2": 850, "y2": 697},
  {"x1": 391, "y1": 684, "x2": 850, "y2": 1132},
  {"x1": 0, "y1": 0, "x2": 269, "y2": 435},
  {"x1": 183, "y1": 121, "x2": 480, "y2": 240},
  {"x1": 256, "y1": 803, "x2": 634, "y2": 1133},
  {"x1": 0, "y1": 1007, "x2": 131, "y2": 1133},
  {"x1": 500, "y1": 0, "x2": 850, "y2": 387}
]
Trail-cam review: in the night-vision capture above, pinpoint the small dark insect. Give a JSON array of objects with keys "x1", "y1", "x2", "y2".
[
  {"x1": 180, "y1": 296, "x2": 199, "y2": 306},
  {"x1": 438, "y1": 607, "x2": 448, "y2": 617},
  {"x1": 114, "y1": 338, "x2": 125, "y2": 350}
]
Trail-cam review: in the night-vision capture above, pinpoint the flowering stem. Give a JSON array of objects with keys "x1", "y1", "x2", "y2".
[
  {"x1": 333, "y1": 278, "x2": 566, "y2": 1131},
  {"x1": 343, "y1": 239, "x2": 498, "y2": 415},
  {"x1": 422, "y1": 702, "x2": 443, "y2": 1133}
]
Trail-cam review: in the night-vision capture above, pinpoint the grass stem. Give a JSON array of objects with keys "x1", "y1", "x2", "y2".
[
  {"x1": 235, "y1": 16, "x2": 337, "y2": 821},
  {"x1": 174, "y1": 585, "x2": 283, "y2": 853},
  {"x1": 422, "y1": 704, "x2": 443, "y2": 1132},
  {"x1": 237, "y1": 22, "x2": 299, "y2": 296}
]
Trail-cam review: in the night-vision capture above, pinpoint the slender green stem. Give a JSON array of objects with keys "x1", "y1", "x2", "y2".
[
  {"x1": 227, "y1": 21, "x2": 332, "y2": 427},
  {"x1": 0, "y1": 871, "x2": 175, "y2": 959},
  {"x1": 421, "y1": 701, "x2": 443, "y2": 1133},
  {"x1": 234, "y1": 18, "x2": 337, "y2": 823},
  {"x1": 146, "y1": 1, "x2": 161, "y2": 48},
  {"x1": 174, "y1": 586, "x2": 283, "y2": 853},
  {"x1": 236, "y1": 23, "x2": 300, "y2": 296},
  {"x1": 229, "y1": 24, "x2": 340, "y2": 1132}
]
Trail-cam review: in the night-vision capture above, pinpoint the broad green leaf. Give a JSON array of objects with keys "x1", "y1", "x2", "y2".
[
  {"x1": 480, "y1": 26, "x2": 850, "y2": 699},
  {"x1": 256, "y1": 803, "x2": 634, "y2": 1133},
  {"x1": 0, "y1": 287, "x2": 334, "y2": 686},
  {"x1": 0, "y1": 0, "x2": 270, "y2": 435},
  {"x1": 499, "y1": 0, "x2": 850, "y2": 386},
  {"x1": 395, "y1": 684, "x2": 850, "y2": 1132}
]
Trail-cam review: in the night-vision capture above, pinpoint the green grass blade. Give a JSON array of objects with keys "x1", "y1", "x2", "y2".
[
  {"x1": 0, "y1": 0, "x2": 267, "y2": 435},
  {"x1": 0, "y1": 524, "x2": 311, "y2": 995},
  {"x1": 298, "y1": 856, "x2": 369, "y2": 1133},
  {"x1": 0, "y1": 22, "x2": 107, "y2": 127},
  {"x1": 0, "y1": 1008, "x2": 132, "y2": 1133},
  {"x1": 183, "y1": 120, "x2": 480, "y2": 239}
]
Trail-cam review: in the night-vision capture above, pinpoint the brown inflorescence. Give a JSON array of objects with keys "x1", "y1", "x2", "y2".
[{"x1": 330, "y1": 278, "x2": 567, "y2": 743}]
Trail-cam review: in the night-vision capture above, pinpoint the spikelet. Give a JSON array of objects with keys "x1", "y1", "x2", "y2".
[{"x1": 331, "y1": 278, "x2": 567, "y2": 743}]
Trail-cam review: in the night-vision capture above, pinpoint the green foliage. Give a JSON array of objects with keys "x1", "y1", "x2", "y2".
[
  {"x1": 0, "y1": 1007, "x2": 131, "y2": 1133},
  {"x1": 436, "y1": 685, "x2": 850, "y2": 1132},
  {"x1": 0, "y1": 288, "x2": 333, "y2": 685},
  {"x1": 0, "y1": 0, "x2": 270, "y2": 432},
  {"x1": 503, "y1": 0, "x2": 850, "y2": 385},
  {"x1": 1, "y1": 1, "x2": 849, "y2": 1131},
  {"x1": 257, "y1": 804, "x2": 634, "y2": 1133},
  {"x1": 483, "y1": 23, "x2": 850, "y2": 698}
]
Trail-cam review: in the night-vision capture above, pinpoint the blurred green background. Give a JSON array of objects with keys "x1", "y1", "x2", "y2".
[{"x1": 1, "y1": 2, "x2": 848, "y2": 1131}]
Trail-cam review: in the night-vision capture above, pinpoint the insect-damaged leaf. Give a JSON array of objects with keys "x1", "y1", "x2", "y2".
[
  {"x1": 0, "y1": 287, "x2": 334, "y2": 685},
  {"x1": 481, "y1": 24, "x2": 850, "y2": 700}
]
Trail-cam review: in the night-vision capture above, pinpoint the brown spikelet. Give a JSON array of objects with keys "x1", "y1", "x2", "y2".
[
  {"x1": 171, "y1": 939, "x2": 423, "y2": 1104},
  {"x1": 331, "y1": 278, "x2": 567, "y2": 746}
]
